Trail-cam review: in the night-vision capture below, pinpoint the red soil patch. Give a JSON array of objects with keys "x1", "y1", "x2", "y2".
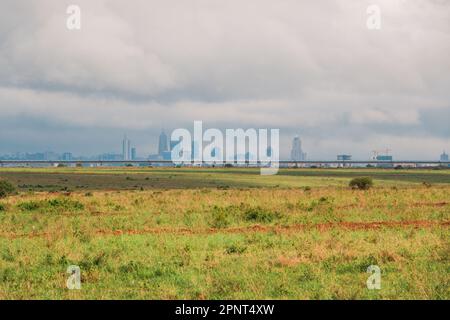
[
  {"x1": 338, "y1": 202, "x2": 448, "y2": 210},
  {"x1": 3, "y1": 220, "x2": 449, "y2": 239}
]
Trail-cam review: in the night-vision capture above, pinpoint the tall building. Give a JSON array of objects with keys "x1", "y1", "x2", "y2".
[
  {"x1": 376, "y1": 155, "x2": 393, "y2": 161},
  {"x1": 337, "y1": 155, "x2": 352, "y2": 161},
  {"x1": 158, "y1": 130, "x2": 168, "y2": 156},
  {"x1": 291, "y1": 135, "x2": 306, "y2": 161},
  {"x1": 131, "y1": 148, "x2": 137, "y2": 160},
  {"x1": 62, "y1": 152, "x2": 73, "y2": 161},
  {"x1": 122, "y1": 135, "x2": 131, "y2": 161},
  {"x1": 375, "y1": 154, "x2": 393, "y2": 168},
  {"x1": 441, "y1": 151, "x2": 449, "y2": 162},
  {"x1": 337, "y1": 154, "x2": 352, "y2": 168},
  {"x1": 44, "y1": 151, "x2": 59, "y2": 161}
]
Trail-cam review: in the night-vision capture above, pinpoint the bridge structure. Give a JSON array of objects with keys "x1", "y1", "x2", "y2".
[{"x1": 0, "y1": 160, "x2": 449, "y2": 167}]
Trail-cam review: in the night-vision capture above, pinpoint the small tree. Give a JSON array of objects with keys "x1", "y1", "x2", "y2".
[
  {"x1": 349, "y1": 177, "x2": 373, "y2": 190},
  {"x1": 0, "y1": 180, "x2": 17, "y2": 198}
]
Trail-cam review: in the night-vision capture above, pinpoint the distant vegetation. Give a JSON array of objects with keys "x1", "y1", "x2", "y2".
[
  {"x1": 0, "y1": 167, "x2": 449, "y2": 192},
  {"x1": 349, "y1": 177, "x2": 374, "y2": 190},
  {"x1": 17, "y1": 198, "x2": 84, "y2": 213},
  {"x1": 0, "y1": 180, "x2": 16, "y2": 198}
]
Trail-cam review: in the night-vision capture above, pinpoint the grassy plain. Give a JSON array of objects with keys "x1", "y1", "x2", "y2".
[{"x1": 0, "y1": 167, "x2": 449, "y2": 299}]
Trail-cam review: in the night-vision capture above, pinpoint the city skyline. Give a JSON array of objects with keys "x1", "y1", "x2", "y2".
[{"x1": 0, "y1": 132, "x2": 448, "y2": 162}]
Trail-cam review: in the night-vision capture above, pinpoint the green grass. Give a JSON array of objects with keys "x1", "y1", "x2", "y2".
[
  {"x1": 0, "y1": 167, "x2": 449, "y2": 192},
  {"x1": 0, "y1": 167, "x2": 449, "y2": 299},
  {"x1": 1, "y1": 229, "x2": 448, "y2": 299}
]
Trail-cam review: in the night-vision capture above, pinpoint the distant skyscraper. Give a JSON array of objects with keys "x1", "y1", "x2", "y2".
[
  {"x1": 44, "y1": 151, "x2": 59, "y2": 161},
  {"x1": 122, "y1": 135, "x2": 131, "y2": 161},
  {"x1": 62, "y1": 152, "x2": 73, "y2": 161},
  {"x1": 337, "y1": 154, "x2": 352, "y2": 161},
  {"x1": 291, "y1": 135, "x2": 306, "y2": 161},
  {"x1": 337, "y1": 154, "x2": 352, "y2": 167},
  {"x1": 376, "y1": 155, "x2": 393, "y2": 161},
  {"x1": 162, "y1": 151, "x2": 172, "y2": 161},
  {"x1": 131, "y1": 147, "x2": 137, "y2": 160},
  {"x1": 441, "y1": 151, "x2": 449, "y2": 162},
  {"x1": 158, "y1": 130, "x2": 168, "y2": 156}
]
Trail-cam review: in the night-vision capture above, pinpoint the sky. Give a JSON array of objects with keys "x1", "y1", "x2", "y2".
[{"x1": 0, "y1": 0, "x2": 449, "y2": 159}]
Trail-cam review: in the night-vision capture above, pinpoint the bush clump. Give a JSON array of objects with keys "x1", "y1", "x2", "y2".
[
  {"x1": 18, "y1": 198, "x2": 84, "y2": 212},
  {"x1": 47, "y1": 198, "x2": 84, "y2": 210},
  {"x1": 210, "y1": 206, "x2": 231, "y2": 228},
  {"x1": 244, "y1": 207, "x2": 280, "y2": 223},
  {"x1": 0, "y1": 180, "x2": 16, "y2": 198},
  {"x1": 18, "y1": 201, "x2": 41, "y2": 211},
  {"x1": 349, "y1": 177, "x2": 373, "y2": 190},
  {"x1": 225, "y1": 244, "x2": 247, "y2": 255}
]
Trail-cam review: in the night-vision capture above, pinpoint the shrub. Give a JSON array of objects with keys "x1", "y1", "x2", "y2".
[
  {"x1": 210, "y1": 206, "x2": 231, "y2": 228},
  {"x1": 18, "y1": 198, "x2": 84, "y2": 212},
  {"x1": 225, "y1": 244, "x2": 247, "y2": 255},
  {"x1": 0, "y1": 180, "x2": 16, "y2": 198},
  {"x1": 18, "y1": 201, "x2": 41, "y2": 211},
  {"x1": 319, "y1": 196, "x2": 329, "y2": 203},
  {"x1": 349, "y1": 177, "x2": 373, "y2": 190},
  {"x1": 0, "y1": 203, "x2": 6, "y2": 212},
  {"x1": 47, "y1": 198, "x2": 84, "y2": 210},
  {"x1": 244, "y1": 207, "x2": 280, "y2": 223}
]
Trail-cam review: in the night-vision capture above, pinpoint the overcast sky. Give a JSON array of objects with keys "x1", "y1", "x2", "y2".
[{"x1": 0, "y1": 0, "x2": 449, "y2": 159}]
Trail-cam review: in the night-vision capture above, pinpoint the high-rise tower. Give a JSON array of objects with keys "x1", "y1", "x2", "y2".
[
  {"x1": 122, "y1": 135, "x2": 131, "y2": 161},
  {"x1": 291, "y1": 135, "x2": 306, "y2": 161},
  {"x1": 158, "y1": 130, "x2": 168, "y2": 156}
]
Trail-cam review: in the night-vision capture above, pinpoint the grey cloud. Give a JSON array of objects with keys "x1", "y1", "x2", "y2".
[
  {"x1": 0, "y1": 0, "x2": 449, "y2": 159},
  {"x1": 419, "y1": 107, "x2": 450, "y2": 138}
]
